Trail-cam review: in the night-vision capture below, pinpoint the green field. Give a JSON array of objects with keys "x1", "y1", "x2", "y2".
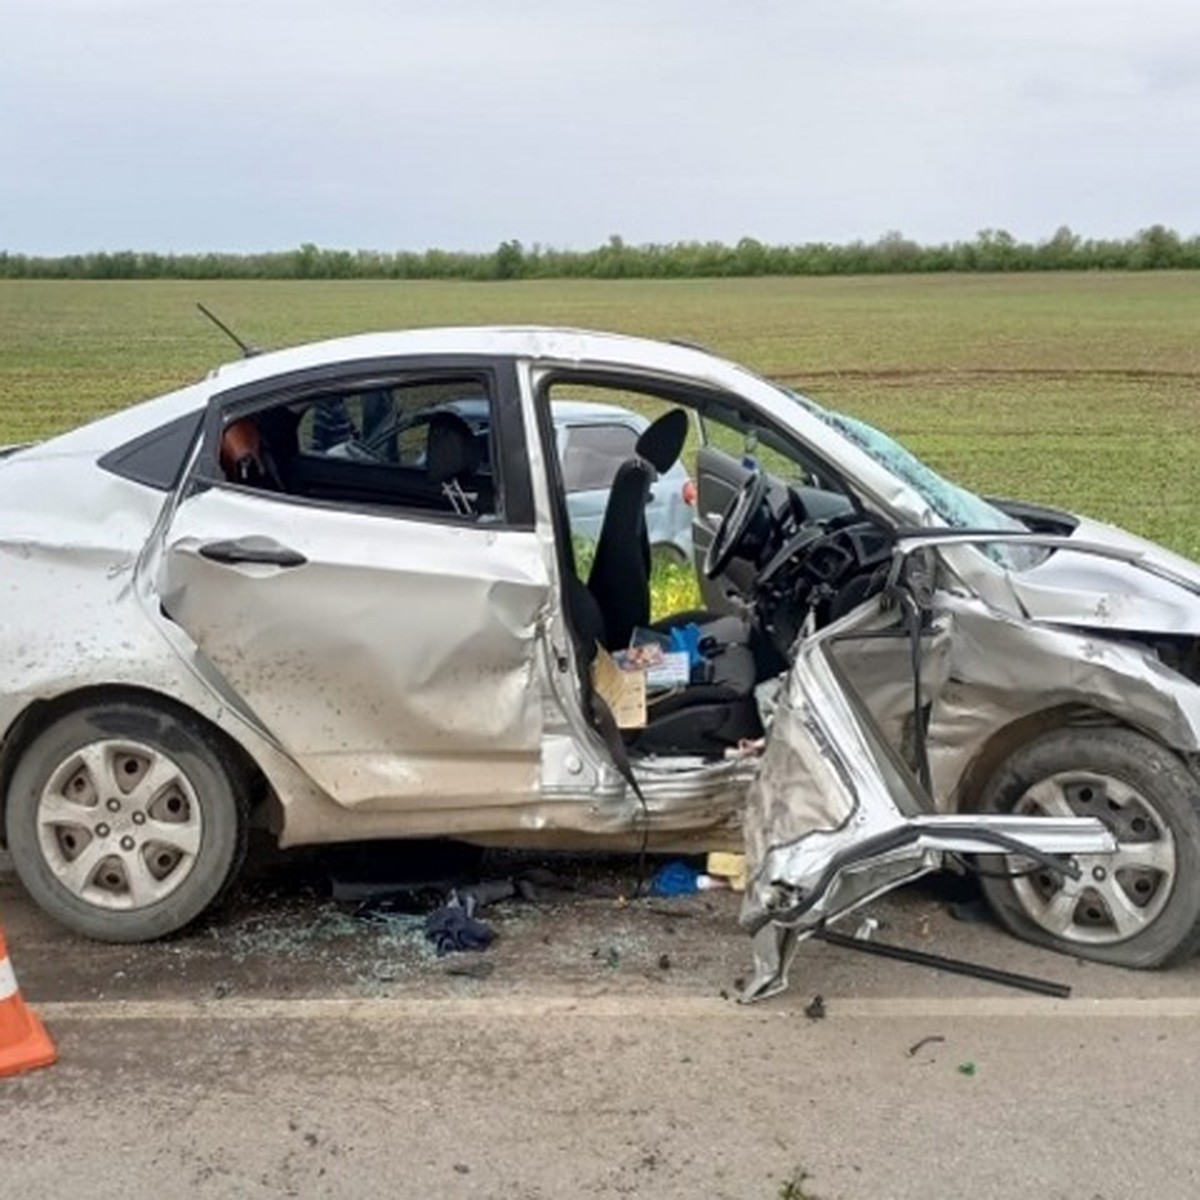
[{"x1": 2, "y1": 273, "x2": 1197, "y2": 559}]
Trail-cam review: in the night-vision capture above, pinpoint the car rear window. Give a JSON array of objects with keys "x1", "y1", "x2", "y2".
[
  {"x1": 561, "y1": 423, "x2": 638, "y2": 493},
  {"x1": 98, "y1": 410, "x2": 205, "y2": 491}
]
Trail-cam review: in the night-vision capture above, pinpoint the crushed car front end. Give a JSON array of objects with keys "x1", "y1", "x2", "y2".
[{"x1": 735, "y1": 508, "x2": 1200, "y2": 997}]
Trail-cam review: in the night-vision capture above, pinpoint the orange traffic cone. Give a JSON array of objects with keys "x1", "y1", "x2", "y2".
[{"x1": 0, "y1": 923, "x2": 57, "y2": 1078}]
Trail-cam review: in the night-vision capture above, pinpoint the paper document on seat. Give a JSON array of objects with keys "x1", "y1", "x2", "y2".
[{"x1": 593, "y1": 647, "x2": 647, "y2": 728}]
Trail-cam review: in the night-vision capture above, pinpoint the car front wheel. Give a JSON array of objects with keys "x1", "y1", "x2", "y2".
[
  {"x1": 977, "y1": 727, "x2": 1200, "y2": 968},
  {"x1": 5, "y1": 700, "x2": 247, "y2": 942}
]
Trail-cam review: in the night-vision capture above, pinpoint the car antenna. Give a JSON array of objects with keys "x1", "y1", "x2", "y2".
[{"x1": 195, "y1": 303, "x2": 261, "y2": 357}]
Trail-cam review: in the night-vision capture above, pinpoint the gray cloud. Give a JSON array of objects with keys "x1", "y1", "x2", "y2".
[{"x1": 2, "y1": 0, "x2": 1197, "y2": 253}]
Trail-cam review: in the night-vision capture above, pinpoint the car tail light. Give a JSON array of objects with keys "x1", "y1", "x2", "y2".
[{"x1": 682, "y1": 479, "x2": 697, "y2": 506}]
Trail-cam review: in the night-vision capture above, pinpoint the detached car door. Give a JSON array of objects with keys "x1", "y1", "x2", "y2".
[{"x1": 154, "y1": 359, "x2": 551, "y2": 810}]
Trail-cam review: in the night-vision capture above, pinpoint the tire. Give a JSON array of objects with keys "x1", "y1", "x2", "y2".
[
  {"x1": 4, "y1": 700, "x2": 248, "y2": 942},
  {"x1": 649, "y1": 542, "x2": 689, "y2": 570},
  {"x1": 977, "y1": 727, "x2": 1200, "y2": 968}
]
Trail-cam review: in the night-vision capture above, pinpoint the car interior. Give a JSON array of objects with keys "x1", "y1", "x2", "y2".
[
  {"x1": 215, "y1": 380, "x2": 498, "y2": 519},
  {"x1": 556, "y1": 384, "x2": 900, "y2": 763},
  {"x1": 569, "y1": 406, "x2": 764, "y2": 758},
  {"x1": 212, "y1": 371, "x2": 896, "y2": 765}
]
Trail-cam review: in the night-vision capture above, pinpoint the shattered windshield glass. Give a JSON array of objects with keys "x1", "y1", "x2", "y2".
[{"x1": 781, "y1": 388, "x2": 1043, "y2": 570}]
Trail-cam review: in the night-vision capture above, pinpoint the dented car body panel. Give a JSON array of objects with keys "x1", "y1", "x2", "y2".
[
  {"x1": 155, "y1": 487, "x2": 550, "y2": 809},
  {"x1": 2, "y1": 326, "x2": 1199, "y2": 983}
]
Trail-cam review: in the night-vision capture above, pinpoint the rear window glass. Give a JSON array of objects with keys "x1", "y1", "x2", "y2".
[
  {"x1": 98, "y1": 410, "x2": 204, "y2": 491},
  {"x1": 218, "y1": 377, "x2": 500, "y2": 521},
  {"x1": 561, "y1": 424, "x2": 637, "y2": 493}
]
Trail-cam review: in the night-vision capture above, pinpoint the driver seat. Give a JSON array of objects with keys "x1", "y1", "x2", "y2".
[
  {"x1": 586, "y1": 408, "x2": 748, "y2": 650},
  {"x1": 582, "y1": 408, "x2": 761, "y2": 756}
]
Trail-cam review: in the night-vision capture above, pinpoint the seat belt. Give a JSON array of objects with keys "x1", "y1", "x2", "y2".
[{"x1": 587, "y1": 690, "x2": 652, "y2": 894}]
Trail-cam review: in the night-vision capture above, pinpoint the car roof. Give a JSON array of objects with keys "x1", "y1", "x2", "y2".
[
  {"x1": 23, "y1": 327, "x2": 746, "y2": 461},
  {"x1": 206, "y1": 327, "x2": 742, "y2": 393}
]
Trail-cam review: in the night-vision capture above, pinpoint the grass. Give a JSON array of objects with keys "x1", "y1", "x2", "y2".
[
  {"x1": 777, "y1": 1167, "x2": 821, "y2": 1199},
  {"x1": 575, "y1": 537, "x2": 704, "y2": 621},
  {"x1": 2, "y1": 273, "x2": 1198, "y2": 566},
  {"x1": 649, "y1": 557, "x2": 702, "y2": 621}
]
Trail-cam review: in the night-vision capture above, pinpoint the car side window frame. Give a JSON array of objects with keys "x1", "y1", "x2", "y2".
[
  {"x1": 98, "y1": 409, "x2": 206, "y2": 491},
  {"x1": 696, "y1": 396, "x2": 860, "y2": 506},
  {"x1": 185, "y1": 355, "x2": 535, "y2": 530},
  {"x1": 535, "y1": 366, "x2": 862, "y2": 520}
]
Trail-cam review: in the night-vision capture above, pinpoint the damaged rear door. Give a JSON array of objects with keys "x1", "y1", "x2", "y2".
[{"x1": 152, "y1": 358, "x2": 552, "y2": 812}]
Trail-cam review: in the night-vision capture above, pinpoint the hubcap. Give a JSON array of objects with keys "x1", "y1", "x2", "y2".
[
  {"x1": 36, "y1": 739, "x2": 203, "y2": 910},
  {"x1": 1010, "y1": 771, "x2": 1175, "y2": 945}
]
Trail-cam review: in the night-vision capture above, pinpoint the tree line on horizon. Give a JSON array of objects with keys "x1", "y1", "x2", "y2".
[{"x1": 1, "y1": 225, "x2": 1196, "y2": 281}]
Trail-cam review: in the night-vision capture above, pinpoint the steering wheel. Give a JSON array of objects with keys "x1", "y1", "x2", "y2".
[{"x1": 704, "y1": 469, "x2": 768, "y2": 578}]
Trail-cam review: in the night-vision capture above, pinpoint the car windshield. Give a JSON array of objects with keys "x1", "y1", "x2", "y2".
[{"x1": 781, "y1": 388, "x2": 1043, "y2": 570}]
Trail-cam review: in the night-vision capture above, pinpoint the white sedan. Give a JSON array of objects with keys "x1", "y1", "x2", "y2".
[{"x1": 3, "y1": 327, "x2": 1197, "y2": 999}]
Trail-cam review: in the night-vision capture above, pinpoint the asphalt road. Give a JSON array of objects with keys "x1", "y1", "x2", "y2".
[{"x1": 3, "y1": 845, "x2": 1200, "y2": 1200}]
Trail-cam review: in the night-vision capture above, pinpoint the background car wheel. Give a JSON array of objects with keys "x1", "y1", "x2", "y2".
[
  {"x1": 5, "y1": 700, "x2": 248, "y2": 942},
  {"x1": 649, "y1": 542, "x2": 689, "y2": 569},
  {"x1": 977, "y1": 727, "x2": 1200, "y2": 968}
]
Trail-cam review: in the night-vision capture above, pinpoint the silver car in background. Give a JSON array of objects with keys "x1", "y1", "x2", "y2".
[
  {"x1": 356, "y1": 395, "x2": 696, "y2": 562},
  {"x1": 553, "y1": 399, "x2": 695, "y2": 564}
]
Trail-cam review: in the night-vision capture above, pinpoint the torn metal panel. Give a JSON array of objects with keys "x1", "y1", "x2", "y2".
[
  {"x1": 739, "y1": 520, "x2": 1200, "y2": 998},
  {"x1": 5, "y1": 323, "x2": 1200, "y2": 959},
  {"x1": 924, "y1": 593, "x2": 1200, "y2": 808},
  {"x1": 869, "y1": 533, "x2": 1200, "y2": 806},
  {"x1": 739, "y1": 598, "x2": 1115, "y2": 1002},
  {"x1": 826, "y1": 610, "x2": 954, "y2": 777},
  {"x1": 896, "y1": 527, "x2": 1200, "y2": 636},
  {"x1": 832, "y1": 590, "x2": 1200, "y2": 816}
]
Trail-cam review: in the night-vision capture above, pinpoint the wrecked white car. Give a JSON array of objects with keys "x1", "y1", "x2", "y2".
[{"x1": 2, "y1": 328, "x2": 1197, "y2": 996}]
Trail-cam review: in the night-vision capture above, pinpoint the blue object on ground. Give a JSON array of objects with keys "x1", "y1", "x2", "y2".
[{"x1": 650, "y1": 860, "x2": 699, "y2": 896}]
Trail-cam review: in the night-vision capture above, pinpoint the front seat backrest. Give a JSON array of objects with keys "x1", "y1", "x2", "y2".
[
  {"x1": 426, "y1": 410, "x2": 480, "y2": 515},
  {"x1": 586, "y1": 408, "x2": 689, "y2": 649}
]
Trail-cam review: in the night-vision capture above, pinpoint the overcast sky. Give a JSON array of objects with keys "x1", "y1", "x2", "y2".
[{"x1": 2, "y1": 0, "x2": 1197, "y2": 255}]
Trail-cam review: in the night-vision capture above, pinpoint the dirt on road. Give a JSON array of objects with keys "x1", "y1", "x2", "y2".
[
  {"x1": 5, "y1": 843, "x2": 1200, "y2": 1200},
  {"x1": 8, "y1": 838, "x2": 1193, "y2": 1008}
]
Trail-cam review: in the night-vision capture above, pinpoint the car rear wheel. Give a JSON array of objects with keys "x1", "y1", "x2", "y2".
[
  {"x1": 5, "y1": 700, "x2": 248, "y2": 942},
  {"x1": 977, "y1": 727, "x2": 1200, "y2": 968},
  {"x1": 650, "y1": 542, "x2": 689, "y2": 569}
]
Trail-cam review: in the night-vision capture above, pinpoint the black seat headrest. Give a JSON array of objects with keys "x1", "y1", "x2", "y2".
[
  {"x1": 635, "y1": 408, "x2": 688, "y2": 473},
  {"x1": 426, "y1": 411, "x2": 479, "y2": 484}
]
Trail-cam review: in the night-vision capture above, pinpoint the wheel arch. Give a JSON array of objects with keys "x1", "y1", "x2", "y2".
[
  {"x1": 0, "y1": 683, "x2": 269, "y2": 848},
  {"x1": 953, "y1": 702, "x2": 1189, "y2": 814}
]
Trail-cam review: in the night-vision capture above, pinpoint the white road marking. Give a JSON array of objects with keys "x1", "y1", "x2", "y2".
[{"x1": 33, "y1": 994, "x2": 1200, "y2": 1022}]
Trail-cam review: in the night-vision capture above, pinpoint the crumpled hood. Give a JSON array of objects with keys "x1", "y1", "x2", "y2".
[{"x1": 1009, "y1": 515, "x2": 1200, "y2": 635}]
